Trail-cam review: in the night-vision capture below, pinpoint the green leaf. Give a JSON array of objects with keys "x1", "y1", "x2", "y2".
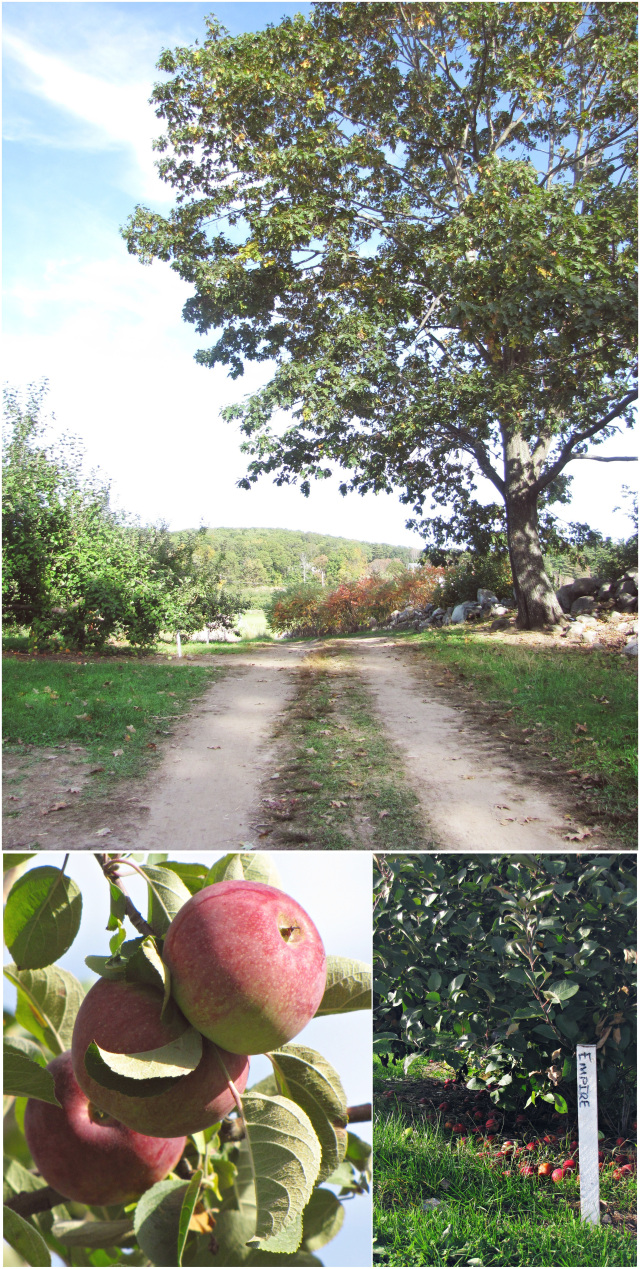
[
  {"x1": 177, "y1": 1168, "x2": 203, "y2": 1266},
  {"x1": 139, "y1": 865, "x2": 192, "y2": 936},
  {"x1": 3, "y1": 1206, "x2": 51, "y2": 1266},
  {"x1": 345, "y1": 1131, "x2": 372, "y2": 1173},
  {"x1": 241, "y1": 1093, "x2": 321, "y2": 1247},
  {"x1": 4, "y1": 965, "x2": 84, "y2": 1055},
  {"x1": 3, "y1": 1156, "x2": 48, "y2": 1204},
  {"x1": 84, "y1": 954, "x2": 128, "y2": 981},
  {"x1": 314, "y1": 957, "x2": 372, "y2": 1015},
  {"x1": 124, "y1": 935, "x2": 172, "y2": 1014},
  {"x1": 542, "y1": 979, "x2": 581, "y2": 1005},
  {"x1": 268, "y1": 1045, "x2": 348, "y2": 1183},
  {"x1": 134, "y1": 1178, "x2": 192, "y2": 1267},
  {"x1": 161, "y1": 861, "x2": 211, "y2": 894},
  {"x1": 427, "y1": 971, "x2": 442, "y2": 991},
  {"x1": 260, "y1": 1214, "x2": 303, "y2": 1255},
  {"x1": 3, "y1": 1038, "x2": 59, "y2": 1105},
  {"x1": 321, "y1": 1160, "x2": 355, "y2": 1189},
  {"x1": 50, "y1": 1219, "x2": 135, "y2": 1248},
  {"x1": 554, "y1": 1093, "x2": 568, "y2": 1115},
  {"x1": 237, "y1": 853, "x2": 282, "y2": 888},
  {"x1": 84, "y1": 1027, "x2": 202, "y2": 1097},
  {"x1": 4, "y1": 865, "x2": 82, "y2": 970},
  {"x1": 302, "y1": 1187, "x2": 344, "y2": 1252},
  {"x1": 3, "y1": 854, "x2": 37, "y2": 870},
  {"x1": 204, "y1": 853, "x2": 246, "y2": 885}
]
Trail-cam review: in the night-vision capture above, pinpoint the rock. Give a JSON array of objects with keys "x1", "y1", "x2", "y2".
[
  {"x1": 623, "y1": 639, "x2": 638, "y2": 658},
  {"x1": 581, "y1": 628, "x2": 599, "y2": 643},
  {"x1": 490, "y1": 616, "x2": 511, "y2": 631},
  {"x1": 417, "y1": 620, "x2": 432, "y2": 631},
  {"x1": 597, "y1": 579, "x2": 617, "y2": 602},
  {"x1": 367, "y1": 618, "x2": 378, "y2": 630},
  {"x1": 477, "y1": 588, "x2": 499, "y2": 605},
  {"x1": 451, "y1": 601, "x2": 483, "y2": 624},
  {"x1": 618, "y1": 570, "x2": 638, "y2": 597},
  {"x1": 556, "y1": 577, "x2": 603, "y2": 612},
  {"x1": 571, "y1": 596, "x2": 598, "y2": 617},
  {"x1": 613, "y1": 592, "x2": 638, "y2": 613}
]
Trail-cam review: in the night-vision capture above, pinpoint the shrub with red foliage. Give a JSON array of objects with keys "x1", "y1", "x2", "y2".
[{"x1": 269, "y1": 568, "x2": 445, "y2": 636}]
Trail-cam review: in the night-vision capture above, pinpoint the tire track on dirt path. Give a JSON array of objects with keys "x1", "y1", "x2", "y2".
[
  {"x1": 351, "y1": 638, "x2": 588, "y2": 850},
  {"x1": 129, "y1": 645, "x2": 308, "y2": 850}
]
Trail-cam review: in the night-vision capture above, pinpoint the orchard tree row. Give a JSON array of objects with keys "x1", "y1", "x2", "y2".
[
  {"x1": 373, "y1": 854, "x2": 636, "y2": 1133},
  {"x1": 4, "y1": 850, "x2": 372, "y2": 1266},
  {"x1": 2, "y1": 384, "x2": 250, "y2": 651}
]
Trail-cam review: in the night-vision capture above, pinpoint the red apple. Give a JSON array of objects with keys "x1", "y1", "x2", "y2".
[
  {"x1": 538, "y1": 1161, "x2": 553, "y2": 1177},
  {"x1": 519, "y1": 1164, "x2": 536, "y2": 1177},
  {"x1": 24, "y1": 1052, "x2": 185, "y2": 1206},
  {"x1": 551, "y1": 1167, "x2": 565, "y2": 1183},
  {"x1": 562, "y1": 1159, "x2": 577, "y2": 1171},
  {"x1": 163, "y1": 881, "x2": 326, "y2": 1054},
  {"x1": 72, "y1": 979, "x2": 249, "y2": 1136}
]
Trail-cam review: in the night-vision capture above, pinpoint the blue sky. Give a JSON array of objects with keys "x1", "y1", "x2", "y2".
[
  {"x1": 3, "y1": 1, "x2": 637, "y2": 546},
  {"x1": 4, "y1": 849, "x2": 373, "y2": 1268}
]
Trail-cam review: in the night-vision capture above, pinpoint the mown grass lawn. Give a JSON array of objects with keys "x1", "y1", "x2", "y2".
[
  {"x1": 2, "y1": 657, "x2": 221, "y2": 786},
  {"x1": 374, "y1": 1102, "x2": 637, "y2": 1268},
  {"x1": 399, "y1": 627, "x2": 637, "y2": 844}
]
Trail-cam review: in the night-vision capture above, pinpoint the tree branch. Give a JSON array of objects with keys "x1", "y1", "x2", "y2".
[
  {"x1": 534, "y1": 390, "x2": 638, "y2": 495},
  {"x1": 94, "y1": 854, "x2": 155, "y2": 938},
  {"x1": 347, "y1": 1103, "x2": 372, "y2": 1123},
  {"x1": 565, "y1": 454, "x2": 637, "y2": 463}
]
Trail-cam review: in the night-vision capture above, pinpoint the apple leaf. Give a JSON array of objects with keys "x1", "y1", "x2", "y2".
[
  {"x1": 346, "y1": 1130, "x2": 372, "y2": 1174},
  {"x1": 4, "y1": 865, "x2": 82, "y2": 970},
  {"x1": 134, "y1": 1178, "x2": 192, "y2": 1267},
  {"x1": 160, "y1": 861, "x2": 211, "y2": 894},
  {"x1": 4, "y1": 964, "x2": 84, "y2": 1056},
  {"x1": 3, "y1": 854, "x2": 37, "y2": 870},
  {"x1": 203, "y1": 853, "x2": 246, "y2": 885},
  {"x1": 237, "y1": 852, "x2": 282, "y2": 888},
  {"x1": 314, "y1": 958, "x2": 372, "y2": 1016},
  {"x1": 542, "y1": 979, "x2": 581, "y2": 1005},
  {"x1": 260, "y1": 1213, "x2": 303, "y2": 1254},
  {"x1": 176, "y1": 1168, "x2": 203, "y2": 1266},
  {"x1": 139, "y1": 865, "x2": 192, "y2": 936},
  {"x1": 268, "y1": 1045, "x2": 348, "y2": 1183},
  {"x1": 3, "y1": 1038, "x2": 60, "y2": 1105},
  {"x1": 302, "y1": 1187, "x2": 344, "y2": 1252},
  {"x1": 50, "y1": 1219, "x2": 135, "y2": 1248},
  {"x1": 241, "y1": 1093, "x2": 321, "y2": 1247},
  {"x1": 84, "y1": 954, "x2": 128, "y2": 981},
  {"x1": 3, "y1": 1206, "x2": 51, "y2": 1267},
  {"x1": 84, "y1": 1026, "x2": 203, "y2": 1097},
  {"x1": 124, "y1": 936, "x2": 172, "y2": 1014},
  {"x1": 3, "y1": 1156, "x2": 49, "y2": 1202}
]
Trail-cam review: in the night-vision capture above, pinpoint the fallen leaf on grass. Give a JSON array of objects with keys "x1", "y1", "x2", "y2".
[
  {"x1": 95, "y1": 828, "x2": 112, "y2": 837},
  {"x1": 379, "y1": 810, "x2": 390, "y2": 819},
  {"x1": 575, "y1": 723, "x2": 588, "y2": 733},
  {"x1": 330, "y1": 800, "x2": 347, "y2": 809},
  {"x1": 74, "y1": 713, "x2": 91, "y2": 721},
  {"x1": 564, "y1": 828, "x2": 593, "y2": 841},
  {"x1": 347, "y1": 780, "x2": 360, "y2": 788},
  {"x1": 112, "y1": 749, "x2": 124, "y2": 757},
  {"x1": 66, "y1": 787, "x2": 81, "y2": 795},
  {"x1": 146, "y1": 743, "x2": 157, "y2": 750},
  {"x1": 207, "y1": 745, "x2": 222, "y2": 750},
  {"x1": 87, "y1": 766, "x2": 104, "y2": 774},
  {"x1": 500, "y1": 818, "x2": 516, "y2": 824},
  {"x1": 495, "y1": 804, "x2": 511, "y2": 809},
  {"x1": 306, "y1": 747, "x2": 317, "y2": 755},
  {"x1": 40, "y1": 802, "x2": 70, "y2": 816},
  {"x1": 125, "y1": 725, "x2": 136, "y2": 733}
]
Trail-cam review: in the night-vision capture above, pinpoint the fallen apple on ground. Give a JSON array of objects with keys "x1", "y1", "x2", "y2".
[
  {"x1": 163, "y1": 880, "x2": 327, "y2": 1054},
  {"x1": 72, "y1": 978, "x2": 249, "y2": 1136},
  {"x1": 24, "y1": 1052, "x2": 185, "y2": 1206}
]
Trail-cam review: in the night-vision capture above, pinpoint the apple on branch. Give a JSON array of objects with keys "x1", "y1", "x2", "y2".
[
  {"x1": 162, "y1": 880, "x2": 327, "y2": 1054},
  {"x1": 24, "y1": 1051, "x2": 186, "y2": 1206}
]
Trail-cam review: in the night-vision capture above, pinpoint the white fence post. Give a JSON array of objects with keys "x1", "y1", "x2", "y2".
[
  {"x1": 576, "y1": 1043, "x2": 600, "y2": 1224},
  {"x1": 176, "y1": 632, "x2": 182, "y2": 658}
]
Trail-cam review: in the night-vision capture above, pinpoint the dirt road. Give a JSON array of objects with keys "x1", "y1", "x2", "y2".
[
  {"x1": 352, "y1": 639, "x2": 572, "y2": 849},
  {"x1": 4, "y1": 637, "x2": 603, "y2": 850}
]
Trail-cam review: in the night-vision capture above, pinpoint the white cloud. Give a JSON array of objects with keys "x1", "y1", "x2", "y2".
[{"x1": 3, "y1": 31, "x2": 167, "y2": 198}]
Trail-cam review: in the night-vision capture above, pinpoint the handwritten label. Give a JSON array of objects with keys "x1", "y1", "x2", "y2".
[{"x1": 576, "y1": 1044, "x2": 599, "y2": 1224}]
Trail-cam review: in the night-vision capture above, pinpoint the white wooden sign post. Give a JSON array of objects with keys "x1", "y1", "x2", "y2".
[{"x1": 576, "y1": 1044, "x2": 600, "y2": 1224}]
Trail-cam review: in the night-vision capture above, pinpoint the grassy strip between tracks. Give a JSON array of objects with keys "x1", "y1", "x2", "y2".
[
  {"x1": 2, "y1": 657, "x2": 222, "y2": 789},
  {"x1": 400, "y1": 627, "x2": 638, "y2": 846},
  {"x1": 374, "y1": 1103, "x2": 636, "y2": 1268},
  {"x1": 261, "y1": 646, "x2": 430, "y2": 849}
]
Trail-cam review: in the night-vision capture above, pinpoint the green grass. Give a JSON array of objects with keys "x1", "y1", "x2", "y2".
[
  {"x1": 2, "y1": 658, "x2": 222, "y2": 786},
  {"x1": 374, "y1": 1107, "x2": 636, "y2": 1267},
  {"x1": 402, "y1": 626, "x2": 637, "y2": 844},
  {"x1": 263, "y1": 647, "x2": 431, "y2": 849}
]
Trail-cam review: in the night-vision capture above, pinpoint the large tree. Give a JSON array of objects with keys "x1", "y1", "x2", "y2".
[{"x1": 124, "y1": 2, "x2": 637, "y2": 627}]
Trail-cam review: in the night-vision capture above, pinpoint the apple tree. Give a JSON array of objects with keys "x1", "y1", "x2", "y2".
[
  {"x1": 123, "y1": 2, "x2": 637, "y2": 629},
  {"x1": 373, "y1": 853, "x2": 636, "y2": 1133},
  {"x1": 4, "y1": 851, "x2": 372, "y2": 1267}
]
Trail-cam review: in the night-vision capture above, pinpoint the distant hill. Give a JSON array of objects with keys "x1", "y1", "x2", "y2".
[{"x1": 181, "y1": 526, "x2": 420, "y2": 587}]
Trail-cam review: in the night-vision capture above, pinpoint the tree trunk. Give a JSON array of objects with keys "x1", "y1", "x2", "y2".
[
  {"x1": 505, "y1": 492, "x2": 564, "y2": 628},
  {"x1": 503, "y1": 431, "x2": 564, "y2": 629}
]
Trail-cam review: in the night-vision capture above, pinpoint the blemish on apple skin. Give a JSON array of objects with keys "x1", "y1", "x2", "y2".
[{"x1": 278, "y1": 921, "x2": 302, "y2": 943}]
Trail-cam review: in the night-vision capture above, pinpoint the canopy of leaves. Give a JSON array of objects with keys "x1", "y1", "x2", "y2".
[
  {"x1": 123, "y1": 2, "x2": 637, "y2": 564},
  {"x1": 374, "y1": 853, "x2": 636, "y2": 1121}
]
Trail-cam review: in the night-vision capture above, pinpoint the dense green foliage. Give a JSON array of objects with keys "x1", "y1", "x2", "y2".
[
  {"x1": 374, "y1": 854, "x2": 636, "y2": 1122},
  {"x1": 195, "y1": 526, "x2": 416, "y2": 587},
  {"x1": 124, "y1": 1, "x2": 637, "y2": 628},
  {"x1": 2, "y1": 387, "x2": 249, "y2": 649}
]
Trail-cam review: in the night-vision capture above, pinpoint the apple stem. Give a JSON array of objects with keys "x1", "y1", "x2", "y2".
[{"x1": 94, "y1": 854, "x2": 155, "y2": 938}]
